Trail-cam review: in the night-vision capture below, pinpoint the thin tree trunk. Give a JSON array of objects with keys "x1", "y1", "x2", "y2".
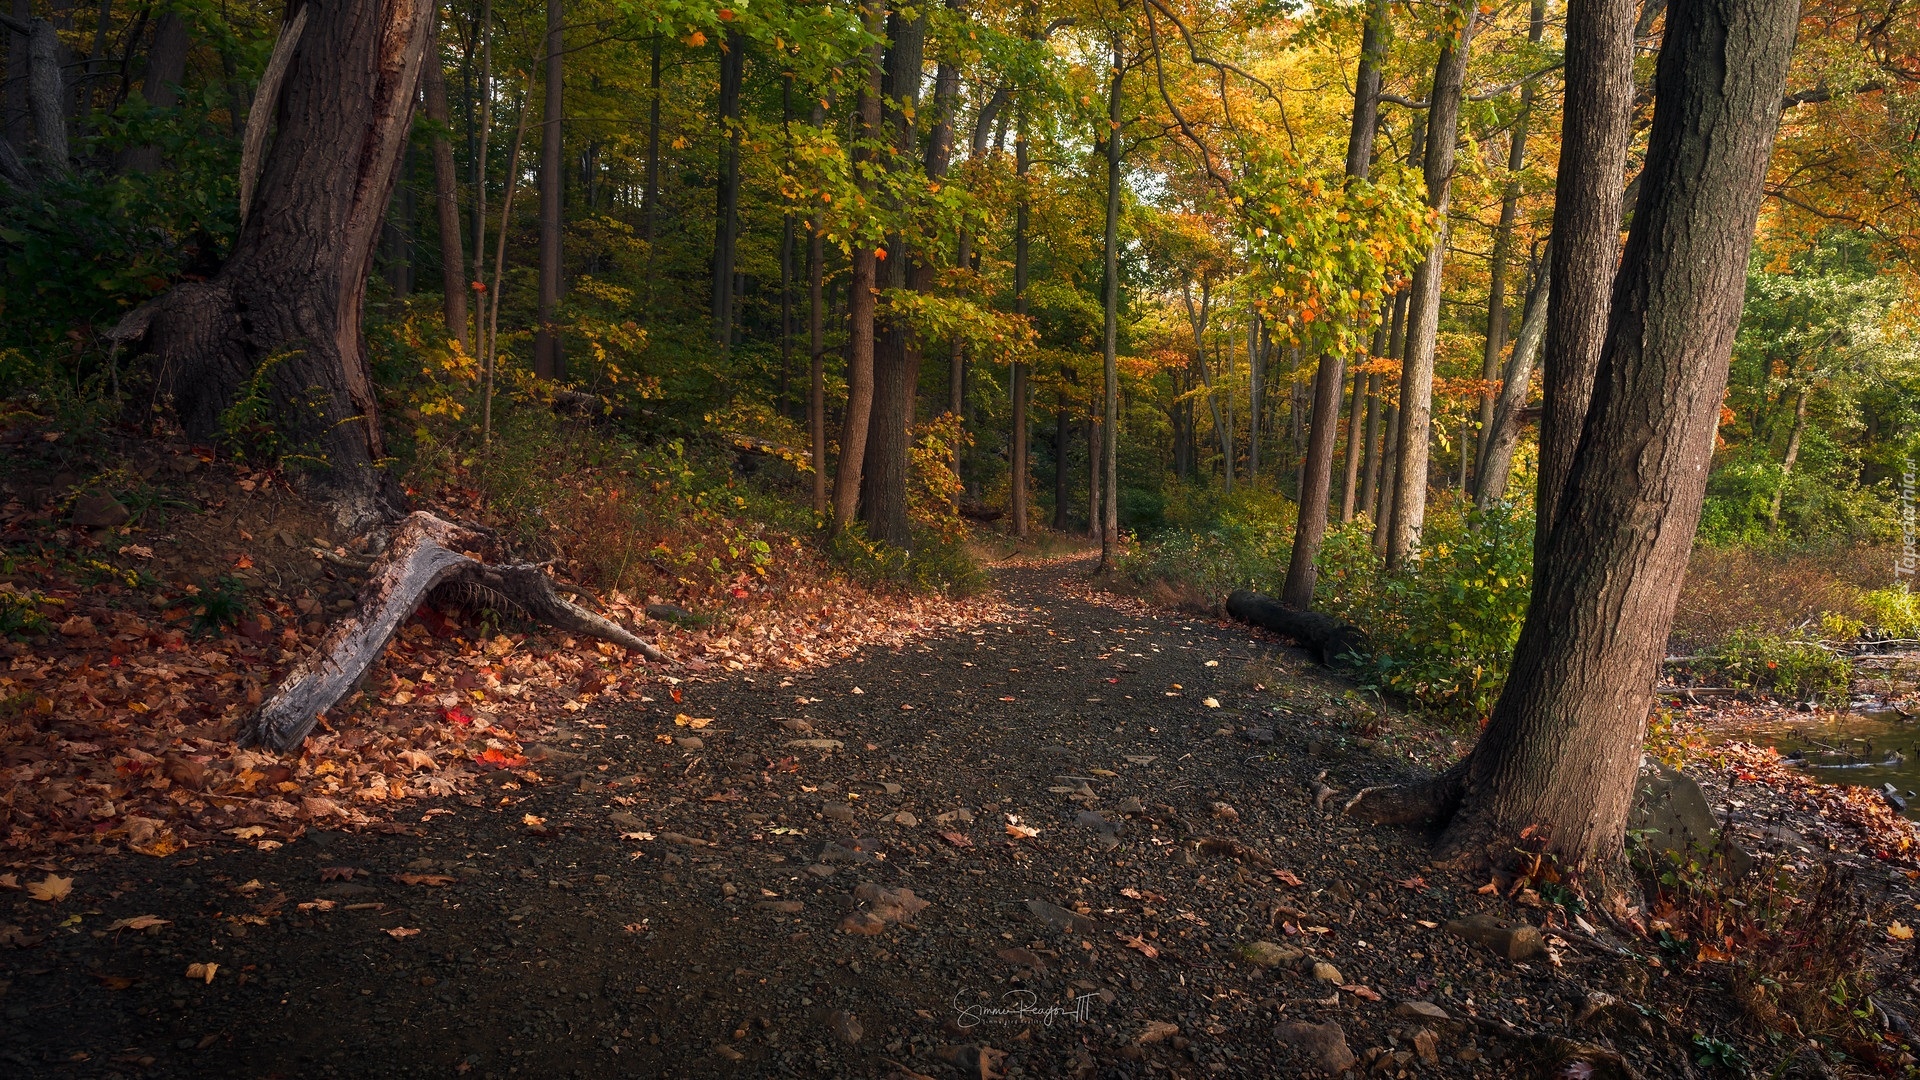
[
  {"x1": 1474, "y1": 249, "x2": 1550, "y2": 509},
  {"x1": 1248, "y1": 315, "x2": 1263, "y2": 481},
  {"x1": 533, "y1": 0, "x2": 563, "y2": 379},
  {"x1": 779, "y1": 77, "x2": 795, "y2": 416},
  {"x1": 641, "y1": 35, "x2": 659, "y2": 308},
  {"x1": 422, "y1": 16, "x2": 469, "y2": 348},
  {"x1": 1475, "y1": 0, "x2": 1546, "y2": 478},
  {"x1": 1338, "y1": 356, "x2": 1367, "y2": 521},
  {"x1": 711, "y1": 30, "x2": 745, "y2": 351},
  {"x1": 830, "y1": 4, "x2": 886, "y2": 535},
  {"x1": 1385, "y1": 10, "x2": 1477, "y2": 569},
  {"x1": 1010, "y1": 102, "x2": 1030, "y2": 538},
  {"x1": 1356, "y1": 371, "x2": 1382, "y2": 518},
  {"x1": 1054, "y1": 391, "x2": 1070, "y2": 530},
  {"x1": 120, "y1": 9, "x2": 187, "y2": 172},
  {"x1": 1534, "y1": 0, "x2": 1637, "y2": 546},
  {"x1": 1087, "y1": 412, "x2": 1100, "y2": 540},
  {"x1": 1097, "y1": 35, "x2": 1122, "y2": 568},
  {"x1": 808, "y1": 107, "x2": 827, "y2": 515},
  {"x1": 481, "y1": 79, "x2": 531, "y2": 445},
  {"x1": 1769, "y1": 386, "x2": 1810, "y2": 527},
  {"x1": 469, "y1": 0, "x2": 490, "y2": 346},
  {"x1": 111, "y1": 0, "x2": 436, "y2": 533},
  {"x1": 1350, "y1": 0, "x2": 1800, "y2": 880}
]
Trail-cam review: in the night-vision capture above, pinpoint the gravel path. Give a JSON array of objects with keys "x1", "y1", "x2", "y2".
[{"x1": 1, "y1": 556, "x2": 1717, "y2": 1078}]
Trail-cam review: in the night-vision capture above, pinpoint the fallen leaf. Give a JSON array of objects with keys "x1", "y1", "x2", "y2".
[
  {"x1": 1121, "y1": 887, "x2": 1143, "y2": 899},
  {"x1": 1119, "y1": 933, "x2": 1160, "y2": 959},
  {"x1": 227, "y1": 826, "x2": 267, "y2": 840},
  {"x1": 106, "y1": 915, "x2": 171, "y2": 932},
  {"x1": 0, "y1": 873, "x2": 16, "y2": 890},
  {"x1": 1137, "y1": 1020, "x2": 1179, "y2": 1045},
  {"x1": 384, "y1": 927, "x2": 421, "y2": 939},
  {"x1": 1400, "y1": 876, "x2": 1427, "y2": 890},
  {"x1": 938, "y1": 830, "x2": 973, "y2": 848},
  {"x1": 26, "y1": 874, "x2": 72, "y2": 902},
  {"x1": 522, "y1": 813, "x2": 547, "y2": 828},
  {"x1": 1005, "y1": 823, "x2": 1039, "y2": 840},
  {"x1": 1272, "y1": 869, "x2": 1304, "y2": 887},
  {"x1": 674, "y1": 713, "x2": 715, "y2": 729},
  {"x1": 1892, "y1": 922, "x2": 1915, "y2": 941},
  {"x1": 94, "y1": 974, "x2": 137, "y2": 990},
  {"x1": 392, "y1": 874, "x2": 455, "y2": 887},
  {"x1": 1340, "y1": 984, "x2": 1383, "y2": 1001},
  {"x1": 318, "y1": 867, "x2": 362, "y2": 882},
  {"x1": 440, "y1": 706, "x2": 474, "y2": 726},
  {"x1": 184, "y1": 962, "x2": 218, "y2": 983},
  {"x1": 621, "y1": 831, "x2": 656, "y2": 841},
  {"x1": 296, "y1": 900, "x2": 336, "y2": 912},
  {"x1": 1202, "y1": 697, "x2": 1220, "y2": 708}
]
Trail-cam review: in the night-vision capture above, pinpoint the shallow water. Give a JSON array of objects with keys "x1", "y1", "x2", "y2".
[{"x1": 1719, "y1": 708, "x2": 1920, "y2": 818}]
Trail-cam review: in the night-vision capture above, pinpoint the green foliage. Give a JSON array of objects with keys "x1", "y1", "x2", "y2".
[
  {"x1": 190, "y1": 575, "x2": 251, "y2": 635},
  {"x1": 1859, "y1": 582, "x2": 1920, "y2": 638},
  {"x1": 1118, "y1": 485, "x2": 1299, "y2": 600},
  {"x1": 1315, "y1": 502, "x2": 1535, "y2": 725},
  {"x1": 1689, "y1": 628, "x2": 1852, "y2": 704},
  {"x1": 0, "y1": 588, "x2": 52, "y2": 639}
]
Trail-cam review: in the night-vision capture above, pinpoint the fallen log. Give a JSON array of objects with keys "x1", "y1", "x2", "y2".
[
  {"x1": 240, "y1": 511, "x2": 666, "y2": 752},
  {"x1": 1225, "y1": 589, "x2": 1367, "y2": 668}
]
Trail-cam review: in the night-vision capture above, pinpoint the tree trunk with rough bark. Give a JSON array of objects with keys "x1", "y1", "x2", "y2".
[
  {"x1": 710, "y1": 29, "x2": 744, "y2": 351},
  {"x1": 1475, "y1": 0, "x2": 1546, "y2": 478},
  {"x1": 829, "y1": 5, "x2": 885, "y2": 535},
  {"x1": 1009, "y1": 104, "x2": 1030, "y2": 538},
  {"x1": 1349, "y1": 0, "x2": 1800, "y2": 882},
  {"x1": 1384, "y1": 10, "x2": 1476, "y2": 569},
  {"x1": 1534, "y1": 0, "x2": 1636, "y2": 544},
  {"x1": 120, "y1": 9, "x2": 187, "y2": 172},
  {"x1": 1097, "y1": 38, "x2": 1122, "y2": 571},
  {"x1": 858, "y1": 8, "x2": 928, "y2": 549},
  {"x1": 109, "y1": 0, "x2": 435, "y2": 535}
]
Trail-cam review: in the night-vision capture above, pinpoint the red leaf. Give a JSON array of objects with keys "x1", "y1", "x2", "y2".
[
  {"x1": 441, "y1": 706, "x2": 473, "y2": 726},
  {"x1": 477, "y1": 748, "x2": 527, "y2": 769},
  {"x1": 1272, "y1": 869, "x2": 1304, "y2": 887}
]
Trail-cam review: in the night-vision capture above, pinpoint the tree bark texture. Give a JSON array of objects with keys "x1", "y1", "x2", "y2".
[
  {"x1": 1474, "y1": 254, "x2": 1551, "y2": 509},
  {"x1": 857, "y1": 8, "x2": 928, "y2": 549},
  {"x1": 533, "y1": 0, "x2": 564, "y2": 379},
  {"x1": 1385, "y1": 10, "x2": 1476, "y2": 569},
  {"x1": 422, "y1": 14, "x2": 469, "y2": 348},
  {"x1": 1010, "y1": 104, "x2": 1031, "y2": 538},
  {"x1": 709, "y1": 29, "x2": 744, "y2": 350},
  {"x1": 1475, "y1": 0, "x2": 1546, "y2": 476},
  {"x1": 1768, "y1": 386, "x2": 1809, "y2": 527},
  {"x1": 1534, "y1": 0, "x2": 1636, "y2": 545},
  {"x1": 120, "y1": 9, "x2": 188, "y2": 172},
  {"x1": 1098, "y1": 38, "x2": 1123, "y2": 570},
  {"x1": 114, "y1": 0, "x2": 433, "y2": 535},
  {"x1": 829, "y1": 5, "x2": 885, "y2": 535},
  {"x1": 1354, "y1": 0, "x2": 1800, "y2": 877}
]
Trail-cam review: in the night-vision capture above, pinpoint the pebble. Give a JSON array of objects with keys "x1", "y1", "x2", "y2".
[
  {"x1": 890, "y1": 812, "x2": 919, "y2": 827},
  {"x1": 1242, "y1": 941, "x2": 1303, "y2": 967},
  {"x1": 674, "y1": 737, "x2": 704, "y2": 750},
  {"x1": 71, "y1": 493, "x2": 130, "y2": 528},
  {"x1": 787, "y1": 738, "x2": 845, "y2": 750},
  {"x1": 1027, "y1": 898, "x2": 1097, "y2": 934},
  {"x1": 1393, "y1": 999, "x2": 1452, "y2": 1024},
  {"x1": 827, "y1": 1010, "x2": 862, "y2": 1045},
  {"x1": 754, "y1": 900, "x2": 804, "y2": 914},
  {"x1": 933, "y1": 808, "x2": 974, "y2": 825},
  {"x1": 1112, "y1": 796, "x2": 1144, "y2": 814},
  {"x1": 821, "y1": 803, "x2": 855, "y2": 824},
  {"x1": 1411, "y1": 1027, "x2": 1440, "y2": 1063},
  {"x1": 1444, "y1": 913, "x2": 1545, "y2": 961},
  {"x1": 1275, "y1": 1020, "x2": 1356, "y2": 1073},
  {"x1": 1311, "y1": 961, "x2": 1343, "y2": 984}
]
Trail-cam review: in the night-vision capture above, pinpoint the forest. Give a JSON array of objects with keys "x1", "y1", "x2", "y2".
[{"x1": 2, "y1": 0, "x2": 1920, "y2": 1074}]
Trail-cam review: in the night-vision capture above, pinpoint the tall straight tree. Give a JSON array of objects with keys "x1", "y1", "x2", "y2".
[
  {"x1": 808, "y1": 99, "x2": 828, "y2": 516},
  {"x1": 112, "y1": 0, "x2": 436, "y2": 532},
  {"x1": 857, "y1": 6, "x2": 929, "y2": 548},
  {"x1": 711, "y1": 30, "x2": 745, "y2": 350},
  {"x1": 1350, "y1": 0, "x2": 1801, "y2": 877},
  {"x1": 1474, "y1": 0, "x2": 1546, "y2": 478},
  {"x1": 1096, "y1": 32, "x2": 1124, "y2": 571},
  {"x1": 533, "y1": 0, "x2": 563, "y2": 379},
  {"x1": 1384, "y1": 4, "x2": 1475, "y2": 568},
  {"x1": 1278, "y1": 0, "x2": 1387, "y2": 607},
  {"x1": 830, "y1": 2, "x2": 886, "y2": 534},
  {"x1": 422, "y1": 13, "x2": 468, "y2": 349},
  {"x1": 1534, "y1": 0, "x2": 1636, "y2": 543},
  {"x1": 1010, "y1": 103, "x2": 1031, "y2": 538}
]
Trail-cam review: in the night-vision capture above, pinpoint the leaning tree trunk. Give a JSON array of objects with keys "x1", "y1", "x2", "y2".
[
  {"x1": 829, "y1": 4, "x2": 886, "y2": 535},
  {"x1": 111, "y1": 0, "x2": 435, "y2": 535},
  {"x1": 1533, "y1": 0, "x2": 1637, "y2": 547},
  {"x1": 242, "y1": 513, "x2": 665, "y2": 751},
  {"x1": 1348, "y1": 0, "x2": 1801, "y2": 882},
  {"x1": 1767, "y1": 385, "x2": 1810, "y2": 528},
  {"x1": 1384, "y1": 10, "x2": 1476, "y2": 569},
  {"x1": 1473, "y1": 252, "x2": 1550, "y2": 509}
]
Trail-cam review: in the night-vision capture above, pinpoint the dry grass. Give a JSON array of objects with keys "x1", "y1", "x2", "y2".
[{"x1": 1671, "y1": 543, "x2": 1896, "y2": 653}]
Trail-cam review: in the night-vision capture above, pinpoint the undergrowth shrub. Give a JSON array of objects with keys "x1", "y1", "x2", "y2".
[
  {"x1": 1117, "y1": 486, "x2": 1299, "y2": 603},
  {"x1": 1684, "y1": 628, "x2": 1852, "y2": 705},
  {"x1": 1314, "y1": 501, "x2": 1534, "y2": 725},
  {"x1": 1860, "y1": 582, "x2": 1920, "y2": 638}
]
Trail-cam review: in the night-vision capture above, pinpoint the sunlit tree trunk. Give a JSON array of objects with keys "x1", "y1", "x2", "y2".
[
  {"x1": 830, "y1": 4, "x2": 886, "y2": 534},
  {"x1": 1097, "y1": 35, "x2": 1123, "y2": 570}
]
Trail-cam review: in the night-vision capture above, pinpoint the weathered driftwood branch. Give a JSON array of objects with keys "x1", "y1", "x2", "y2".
[
  {"x1": 1225, "y1": 589, "x2": 1367, "y2": 668},
  {"x1": 240, "y1": 511, "x2": 666, "y2": 751}
]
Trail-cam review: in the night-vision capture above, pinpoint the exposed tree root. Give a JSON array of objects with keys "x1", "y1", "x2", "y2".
[
  {"x1": 239, "y1": 512, "x2": 666, "y2": 752},
  {"x1": 1343, "y1": 768, "x2": 1464, "y2": 827},
  {"x1": 1224, "y1": 589, "x2": 1367, "y2": 667}
]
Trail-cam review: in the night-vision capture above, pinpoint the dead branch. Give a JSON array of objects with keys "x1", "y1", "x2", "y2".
[{"x1": 240, "y1": 511, "x2": 666, "y2": 752}]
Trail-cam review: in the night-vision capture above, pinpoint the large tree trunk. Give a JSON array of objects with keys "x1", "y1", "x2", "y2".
[
  {"x1": 422, "y1": 14, "x2": 469, "y2": 348},
  {"x1": 111, "y1": 0, "x2": 435, "y2": 535},
  {"x1": 469, "y1": 0, "x2": 491, "y2": 344},
  {"x1": 1533, "y1": 0, "x2": 1637, "y2": 545},
  {"x1": 1349, "y1": 0, "x2": 1800, "y2": 881},
  {"x1": 533, "y1": 0, "x2": 564, "y2": 379},
  {"x1": 830, "y1": 4, "x2": 886, "y2": 535},
  {"x1": 1097, "y1": 36, "x2": 1123, "y2": 571},
  {"x1": 1384, "y1": 11, "x2": 1476, "y2": 569},
  {"x1": 242, "y1": 513, "x2": 664, "y2": 751},
  {"x1": 857, "y1": 7, "x2": 928, "y2": 549}
]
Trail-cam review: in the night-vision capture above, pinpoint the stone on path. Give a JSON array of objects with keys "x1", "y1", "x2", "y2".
[
  {"x1": 1275, "y1": 1020, "x2": 1357, "y2": 1073},
  {"x1": 1444, "y1": 913, "x2": 1545, "y2": 961}
]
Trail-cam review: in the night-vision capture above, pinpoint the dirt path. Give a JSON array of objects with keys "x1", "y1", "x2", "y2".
[{"x1": 3, "y1": 557, "x2": 1713, "y2": 1078}]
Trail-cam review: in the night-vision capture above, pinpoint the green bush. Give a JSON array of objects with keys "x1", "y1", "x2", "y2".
[
  {"x1": 1860, "y1": 582, "x2": 1920, "y2": 638},
  {"x1": 1689, "y1": 627, "x2": 1851, "y2": 705},
  {"x1": 1118, "y1": 485, "x2": 1299, "y2": 599},
  {"x1": 1315, "y1": 502, "x2": 1534, "y2": 725}
]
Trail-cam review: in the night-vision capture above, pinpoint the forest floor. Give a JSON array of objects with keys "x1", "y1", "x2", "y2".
[{"x1": 7, "y1": 540, "x2": 1920, "y2": 1079}]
